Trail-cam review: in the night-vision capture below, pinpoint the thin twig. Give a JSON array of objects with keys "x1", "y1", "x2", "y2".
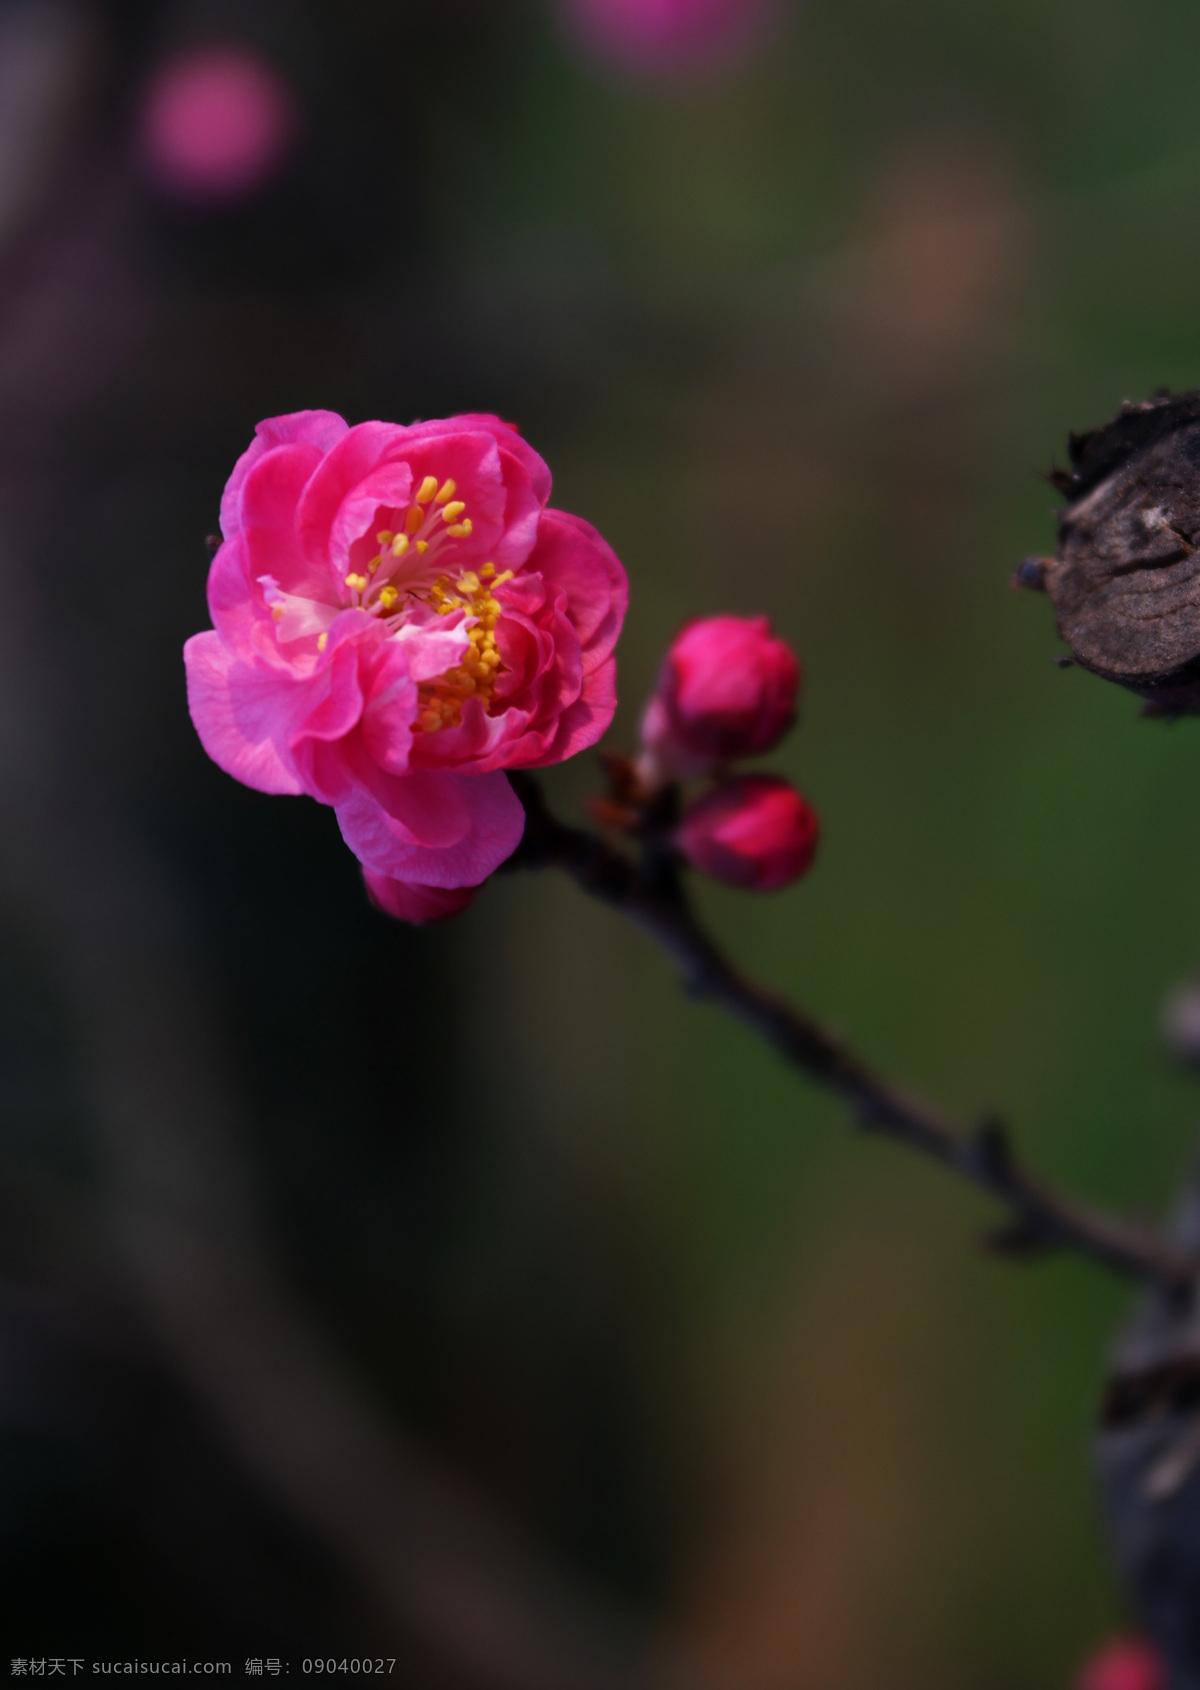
[{"x1": 508, "y1": 772, "x2": 1196, "y2": 1296}]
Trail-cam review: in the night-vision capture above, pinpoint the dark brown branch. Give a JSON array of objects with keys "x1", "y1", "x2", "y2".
[{"x1": 507, "y1": 772, "x2": 1196, "y2": 1296}]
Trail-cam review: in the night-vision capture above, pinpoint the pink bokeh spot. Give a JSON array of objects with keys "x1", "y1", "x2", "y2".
[
  {"x1": 1075, "y1": 1638, "x2": 1166, "y2": 1690},
  {"x1": 559, "y1": 0, "x2": 781, "y2": 79},
  {"x1": 140, "y1": 46, "x2": 299, "y2": 204}
]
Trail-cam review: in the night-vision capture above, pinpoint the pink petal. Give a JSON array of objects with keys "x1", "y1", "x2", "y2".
[
  {"x1": 220, "y1": 410, "x2": 348, "y2": 540},
  {"x1": 528, "y1": 508, "x2": 628, "y2": 671},
  {"x1": 363, "y1": 871, "x2": 478, "y2": 924},
  {"x1": 295, "y1": 421, "x2": 411, "y2": 577},
  {"x1": 241, "y1": 441, "x2": 339, "y2": 605},
  {"x1": 334, "y1": 769, "x2": 525, "y2": 885},
  {"x1": 360, "y1": 641, "x2": 419, "y2": 776},
  {"x1": 184, "y1": 631, "x2": 303, "y2": 794}
]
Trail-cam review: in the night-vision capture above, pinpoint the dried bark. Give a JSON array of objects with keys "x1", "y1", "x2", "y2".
[{"x1": 1040, "y1": 391, "x2": 1200, "y2": 711}]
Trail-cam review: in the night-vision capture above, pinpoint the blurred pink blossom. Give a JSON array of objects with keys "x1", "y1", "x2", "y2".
[
  {"x1": 185, "y1": 410, "x2": 627, "y2": 913},
  {"x1": 642, "y1": 613, "x2": 799, "y2": 779},
  {"x1": 139, "y1": 45, "x2": 299, "y2": 204},
  {"x1": 676, "y1": 774, "x2": 818, "y2": 889},
  {"x1": 1075, "y1": 1637, "x2": 1166, "y2": 1690},
  {"x1": 559, "y1": 0, "x2": 781, "y2": 79},
  {"x1": 363, "y1": 872, "x2": 477, "y2": 925}
]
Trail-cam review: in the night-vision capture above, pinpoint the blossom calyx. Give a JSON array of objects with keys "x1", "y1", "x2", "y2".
[
  {"x1": 642, "y1": 615, "x2": 800, "y2": 779},
  {"x1": 676, "y1": 774, "x2": 818, "y2": 891}
]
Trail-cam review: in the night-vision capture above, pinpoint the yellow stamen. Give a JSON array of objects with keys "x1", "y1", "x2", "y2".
[
  {"x1": 439, "y1": 500, "x2": 466, "y2": 523},
  {"x1": 317, "y1": 632, "x2": 328, "y2": 652},
  {"x1": 344, "y1": 573, "x2": 367, "y2": 593},
  {"x1": 405, "y1": 504, "x2": 425, "y2": 535},
  {"x1": 391, "y1": 533, "x2": 409, "y2": 557},
  {"x1": 434, "y1": 478, "x2": 457, "y2": 504},
  {"x1": 416, "y1": 540, "x2": 428, "y2": 554},
  {"x1": 416, "y1": 475, "x2": 439, "y2": 504},
  {"x1": 379, "y1": 585, "x2": 399, "y2": 610},
  {"x1": 446, "y1": 521, "x2": 472, "y2": 539},
  {"x1": 414, "y1": 566, "x2": 511, "y2": 732},
  {"x1": 376, "y1": 530, "x2": 393, "y2": 545}
]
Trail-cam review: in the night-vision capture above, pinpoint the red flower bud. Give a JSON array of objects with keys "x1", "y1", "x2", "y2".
[
  {"x1": 364, "y1": 871, "x2": 477, "y2": 925},
  {"x1": 643, "y1": 615, "x2": 800, "y2": 777},
  {"x1": 676, "y1": 775, "x2": 818, "y2": 891},
  {"x1": 1075, "y1": 1638, "x2": 1165, "y2": 1690}
]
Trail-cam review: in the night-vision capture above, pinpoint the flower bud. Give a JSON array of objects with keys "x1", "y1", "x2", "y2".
[
  {"x1": 642, "y1": 615, "x2": 800, "y2": 778},
  {"x1": 676, "y1": 775, "x2": 818, "y2": 891},
  {"x1": 1075, "y1": 1638, "x2": 1165, "y2": 1690},
  {"x1": 364, "y1": 871, "x2": 477, "y2": 925}
]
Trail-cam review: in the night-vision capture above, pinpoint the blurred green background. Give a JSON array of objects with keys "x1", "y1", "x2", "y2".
[{"x1": 7, "y1": 0, "x2": 1200, "y2": 1681}]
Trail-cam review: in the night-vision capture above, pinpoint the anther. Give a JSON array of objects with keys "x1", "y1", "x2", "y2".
[
  {"x1": 416, "y1": 540, "x2": 429, "y2": 554},
  {"x1": 344, "y1": 573, "x2": 367, "y2": 593},
  {"x1": 434, "y1": 479, "x2": 457, "y2": 504},
  {"x1": 317, "y1": 632, "x2": 328, "y2": 651},
  {"x1": 376, "y1": 530, "x2": 393, "y2": 545},
  {"x1": 480, "y1": 562, "x2": 495, "y2": 578},
  {"x1": 446, "y1": 521, "x2": 472, "y2": 538},
  {"x1": 440, "y1": 501, "x2": 466, "y2": 524},
  {"x1": 405, "y1": 505, "x2": 425, "y2": 535},
  {"x1": 379, "y1": 586, "x2": 399, "y2": 610},
  {"x1": 416, "y1": 476, "x2": 439, "y2": 505},
  {"x1": 391, "y1": 534, "x2": 410, "y2": 556}
]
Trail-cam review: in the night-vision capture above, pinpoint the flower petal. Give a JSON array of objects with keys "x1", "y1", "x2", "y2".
[
  {"x1": 335, "y1": 769, "x2": 525, "y2": 885},
  {"x1": 220, "y1": 410, "x2": 348, "y2": 540},
  {"x1": 184, "y1": 631, "x2": 303, "y2": 794}
]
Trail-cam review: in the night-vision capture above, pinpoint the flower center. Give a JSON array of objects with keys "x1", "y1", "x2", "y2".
[
  {"x1": 339, "y1": 474, "x2": 475, "y2": 626},
  {"x1": 414, "y1": 565, "x2": 513, "y2": 732},
  {"x1": 286, "y1": 473, "x2": 514, "y2": 730}
]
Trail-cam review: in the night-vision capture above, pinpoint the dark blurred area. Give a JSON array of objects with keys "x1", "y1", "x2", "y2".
[{"x1": 7, "y1": 0, "x2": 1200, "y2": 1681}]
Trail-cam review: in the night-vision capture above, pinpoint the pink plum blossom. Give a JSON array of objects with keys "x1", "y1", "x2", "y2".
[
  {"x1": 559, "y1": 0, "x2": 781, "y2": 80},
  {"x1": 139, "y1": 45, "x2": 299, "y2": 204},
  {"x1": 642, "y1": 614, "x2": 800, "y2": 779},
  {"x1": 676, "y1": 774, "x2": 818, "y2": 890},
  {"x1": 185, "y1": 411, "x2": 628, "y2": 907},
  {"x1": 1075, "y1": 1638, "x2": 1165, "y2": 1690}
]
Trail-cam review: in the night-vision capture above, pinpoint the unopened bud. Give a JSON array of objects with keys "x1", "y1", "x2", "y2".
[
  {"x1": 676, "y1": 775, "x2": 818, "y2": 891},
  {"x1": 642, "y1": 614, "x2": 800, "y2": 779}
]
